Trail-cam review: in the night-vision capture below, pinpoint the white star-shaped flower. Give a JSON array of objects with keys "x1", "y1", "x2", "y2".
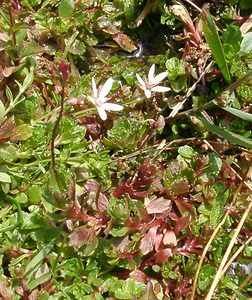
[
  {"x1": 136, "y1": 64, "x2": 171, "y2": 99},
  {"x1": 87, "y1": 77, "x2": 123, "y2": 120}
]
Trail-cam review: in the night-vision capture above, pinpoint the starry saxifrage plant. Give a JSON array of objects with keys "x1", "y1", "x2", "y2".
[{"x1": 0, "y1": 0, "x2": 251, "y2": 299}]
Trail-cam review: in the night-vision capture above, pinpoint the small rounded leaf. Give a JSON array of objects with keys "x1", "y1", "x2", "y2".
[
  {"x1": 0, "y1": 172, "x2": 11, "y2": 183},
  {"x1": 58, "y1": 0, "x2": 74, "y2": 18},
  {"x1": 178, "y1": 145, "x2": 195, "y2": 159}
]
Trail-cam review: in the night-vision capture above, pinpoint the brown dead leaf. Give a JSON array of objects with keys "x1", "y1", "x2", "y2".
[
  {"x1": 112, "y1": 32, "x2": 137, "y2": 53},
  {"x1": 240, "y1": 14, "x2": 252, "y2": 34}
]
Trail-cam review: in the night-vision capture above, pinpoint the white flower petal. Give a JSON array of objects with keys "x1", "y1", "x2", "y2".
[
  {"x1": 152, "y1": 72, "x2": 168, "y2": 85},
  {"x1": 99, "y1": 78, "x2": 114, "y2": 101},
  {"x1": 91, "y1": 77, "x2": 98, "y2": 99},
  {"x1": 97, "y1": 106, "x2": 107, "y2": 120},
  {"x1": 144, "y1": 89, "x2": 152, "y2": 99},
  {"x1": 87, "y1": 95, "x2": 96, "y2": 105},
  {"x1": 148, "y1": 64, "x2": 155, "y2": 82},
  {"x1": 103, "y1": 103, "x2": 124, "y2": 111},
  {"x1": 136, "y1": 73, "x2": 146, "y2": 89},
  {"x1": 151, "y1": 85, "x2": 171, "y2": 93}
]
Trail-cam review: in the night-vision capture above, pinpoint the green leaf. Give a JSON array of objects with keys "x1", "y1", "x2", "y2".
[
  {"x1": 0, "y1": 172, "x2": 11, "y2": 183},
  {"x1": 109, "y1": 225, "x2": 129, "y2": 237},
  {"x1": 199, "y1": 117, "x2": 252, "y2": 149},
  {"x1": 15, "y1": 124, "x2": 33, "y2": 141},
  {"x1": 114, "y1": 279, "x2": 145, "y2": 299},
  {"x1": 108, "y1": 197, "x2": 129, "y2": 223},
  {"x1": 223, "y1": 24, "x2": 242, "y2": 60},
  {"x1": 222, "y1": 106, "x2": 252, "y2": 122},
  {"x1": 19, "y1": 42, "x2": 45, "y2": 58},
  {"x1": 198, "y1": 202, "x2": 212, "y2": 216},
  {"x1": 229, "y1": 288, "x2": 250, "y2": 300},
  {"x1": 198, "y1": 264, "x2": 216, "y2": 291},
  {"x1": 202, "y1": 10, "x2": 231, "y2": 83},
  {"x1": 15, "y1": 192, "x2": 28, "y2": 204},
  {"x1": 24, "y1": 242, "x2": 54, "y2": 279},
  {"x1": 208, "y1": 153, "x2": 222, "y2": 175},
  {"x1": 69, "y1": 39, "x2": 86, "y2": 55},
  {"x1": 166, "y1": 57, "x2": 186, "y2": 80},
  {"x1": 21, "y1": 69, "x2": 34, "y2": 93},
  {"x1": 178, "y1": 145, "x2": 195, "y2": 159},
  {"x1": 120, "y1": 0, "x2": 144, "y2": 22},
  {"x1": 58, "y1": 0, "x2": 74, "y2": 18},
  {"x1": 27, "y1": 185, "x2": 42, "y2": 205},
  {"x1": 210, "y1": 191, "x2": 228, "y2": 226},
  {"x1": 170, "y1": 75, "x2": 187, "y2": 93},
  {"x1": 240, "y1": 0, "x2": 252, "y2": 9},
  {"x1": 5, "y1": 86, "x2": 13, "y2": 103},
  {"x1": 105, "y1": 117, "x2": 147, "y2": 154},
  {"x1": 0, "y1": 193, "x2": 23, "y2": 233},
  {"x1": 222, "y1": 25, "x2": 241, "y2": 48}
]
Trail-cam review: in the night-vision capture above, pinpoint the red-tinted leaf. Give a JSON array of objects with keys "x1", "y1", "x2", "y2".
[
  {"x1": 166, "y1": 212, "x2": 181, "y2": 222},
  {"x1": 111, "y1": 235, "x2": 129, "y2": 252},
  {"x1": 143, "y1": 249, "x2": 172, "y2": 267},
  {"x1": 67, "y1": 201, "x2": 95, "y2": 222},
  {"x1": 69, "y1": 226, "x2": 93, "y2": 247},
  {"x1": 113, "y1": 160, "x2": 158, "y2": 199},
  {"x1": 173, "y1": 275, "x2": 191, "y2": 299},
  {"x1": 135, "y1": 160, "x2": 157, "y2": 186},
  {"x1": 78, "y1": 116, "x2": 104, "y2": 140},
  {"x1": 174, "y1": 198, "x2": 193, "y2": 214},
  {"x1": 163, "y1": 231, "x2": 177, "y2": 247},
  {"x1": 0, "y1": 118, "x2": 16, "y2": 143},
  {"x1": 58, "y1": 60, "x2": 69, "y2": 83},
  {"x1": 174, "y1": 215, "x2": 190, "y2": 236},
  {"x1": 113, "y1": 181, "x2": 150, "y2": 199},
  {"x1": 152, "y1": 177, "x2": 165, "y2": 193},
  {"x1": 0, "y1": 278, "x2": 12, "y2": 300},
  {"x1": 97, "y1": 194, "x2": 109, "y2": 214},
  {"x1": 219, "y1": 165, "x2": 237, "y2": 185},
  {"x1": 154, "y1": 248, "x2": 172, "y2": 264},
  {"x1": 84, "y1": 180, "x2": 99, "y2": 193},
  {"x1": 137, "y1": 281, "x2": 158, "y2": 300},
  {"x1": 129, "y1": 270, "x2": 148, "y2": 283},
  {"x1": 169, "y1": 178, "x2": 191, "y2": 195},
  {"x1": 195, "y1": 156, "x2": 209, "y2": 177},
  {"x1": 139, "y1": 225, "x2": 159, "y2": 255},
  {"x1": 113, "y1": 182, "x2": 128, "y2": 198},
  {"x1": 117, "y1": 251, "x2": 138, "y2": 266},
  {"x1": 84, "y1": 180, "x2": 109, "y2": 214},
  {"x1": 175, "y1": 237, "x2": 203, "y2": 256},
  {"x1": 145, "y1": 197, "x2": 171, "y2": 214},
  {"x1": 138, "y1": 219, "x2": 162, "y2": 232},
  {"x1": 154, "y1": 233, "x2": 163, "y2": 252},
  {"x1": 20, "y1": 278, "x2": 29, "y2": 300}
]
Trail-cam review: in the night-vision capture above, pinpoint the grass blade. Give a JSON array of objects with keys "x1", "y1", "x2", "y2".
[
  {"x1": 202, "y1": 9, "x2": 231, "y2": 83},
  {"x1": 222, "y1": 106, "x2": 252, "y2": 122},
  {"x1": 27, "y1": 271, "x2": 51, "y2": 290},
  {"x1": 199, "y1": 117, "x2": 252, "y2": 149},
  {"x1": 24, "y1": 242, "x2": 54, "y2": 279}
]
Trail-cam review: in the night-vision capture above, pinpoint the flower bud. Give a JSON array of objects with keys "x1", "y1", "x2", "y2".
[{"x1": 58, "y1": 60, "x2": 70, "y2": 83}]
